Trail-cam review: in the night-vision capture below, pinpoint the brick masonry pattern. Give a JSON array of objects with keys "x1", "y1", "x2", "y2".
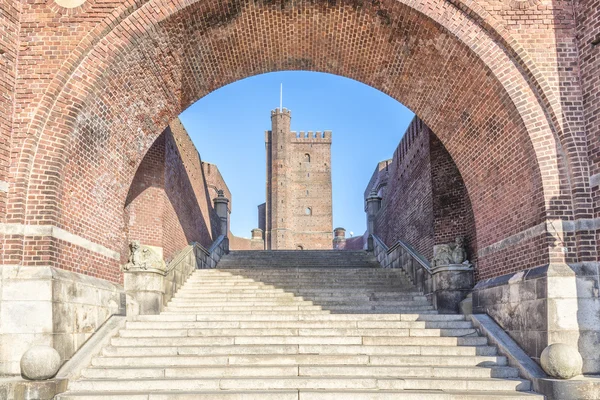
[{"x1": 0, "y1": 0, "x2": 598, "y2": 282}]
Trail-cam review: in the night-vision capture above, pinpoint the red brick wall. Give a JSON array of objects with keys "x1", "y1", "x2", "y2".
[
  {"x1": 0, "y1": 0, "x2": 19, "y2": 222},
  {"x1": 372, "y1": 119, "x2": 435, "y2": 260},
  {"x1": 202, "y1": 161, "x2": 231, "y2": 238},
  {"x1": 0, "y1": 0, "x2": 595, "y2": 283},
  {"x1": 430, "y1": 134, "x2": 477, "y2": 268},
  {"x1": 125, "y1": 135, "x2": 166, "y2": 250},
  {"x1": 370, "y1": 118, "x2": 478, "y2": 275},
  {"x1": 229, "y1": 235, "x2": 252, "y2": 250},
  {"x1": 577, "y1": 0, "x2": 600, "y2": 261}
]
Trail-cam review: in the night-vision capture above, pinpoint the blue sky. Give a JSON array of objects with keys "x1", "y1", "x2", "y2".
[{"x1": 179, "y1": 71, "x2": 414, "y2": 238}]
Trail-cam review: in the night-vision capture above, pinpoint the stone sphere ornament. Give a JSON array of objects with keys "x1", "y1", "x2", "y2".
[
  {"x1": 540, "y1": 343, "x2": 583, "y2": 379},
  {"x1": 20, "y1": 345, "x2": 61, "y2": 380}
]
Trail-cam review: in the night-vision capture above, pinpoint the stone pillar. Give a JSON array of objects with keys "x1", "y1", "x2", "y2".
[
  {"x1": 366, "y1": 190, "x2": 382, "y2": 236},
  {"x1": 251, "y1": 228, "x2": 265, "y2": 250},
  {"x1": 366, "y1": 190, "x2": 382, "y2": 251},
  {"x1": 333, "y1": 227, "x2": 346, "y2": 249},
  {"x1": 213, "y1": 190, "x2": 230, "y2": 238}
]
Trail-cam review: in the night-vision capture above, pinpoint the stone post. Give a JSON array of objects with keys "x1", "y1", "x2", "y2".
[
  {"x1": 333, "y1": 227, "x2": 346, "y2": 249},
  {"x1": 251, "y1": 228, "x2": 265, "y2": 250},
  {"x1": 213, "y1": 190, "x2": 230, "y2": 236},
  {"x1": 365, "y1": 190, "x2": 382, "y2": 251},
  {"x1": 366, "y1": 190, "x2": 382, "y2": 235}
]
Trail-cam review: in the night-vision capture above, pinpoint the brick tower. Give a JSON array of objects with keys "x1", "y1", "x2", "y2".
[{"x1": 259, "y1": 108, "x2": 333, "y2": 250}]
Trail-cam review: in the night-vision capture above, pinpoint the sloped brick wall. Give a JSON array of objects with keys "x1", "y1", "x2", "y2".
[
  {"x1": 125, "y1": 120, "x2": 227, "y2": 267},
  {"x1": 369, "y1": 118, "x2": 477, "y2": 276},
  {"x1": 0, "y1": 0, "x2": 18, "y2": 221}
]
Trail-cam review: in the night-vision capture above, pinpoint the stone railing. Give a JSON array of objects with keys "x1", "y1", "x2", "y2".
[
  {"x1": 370, "y1": 234, "x2": 473, "y2": 313},
  {"x1": 125, "y1": 235, "x2": 229, "y2": 316}
]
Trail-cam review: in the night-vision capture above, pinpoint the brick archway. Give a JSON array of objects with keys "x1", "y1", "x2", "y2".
[{"x1": 4, "y1": 0, "x2": 572, "y2": 281}]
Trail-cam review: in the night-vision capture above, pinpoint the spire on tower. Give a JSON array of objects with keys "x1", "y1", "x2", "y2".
[{"x1": 280, "y1": 83, "x2": 283, "y2": 112}]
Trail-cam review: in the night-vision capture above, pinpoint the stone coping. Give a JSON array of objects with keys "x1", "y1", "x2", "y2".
[
  {"x1": 0, "y1": 376, "x2": 67, "y2": 400},
  {"x1": 430, "y1": 264, "x2": 473, "y2": 274},
  {"x1": 471, "y1": 314, "x2": 600, "y2": 400},
  {"x1": 474, "y1": 264, "x2": 549, "y2": 291}
]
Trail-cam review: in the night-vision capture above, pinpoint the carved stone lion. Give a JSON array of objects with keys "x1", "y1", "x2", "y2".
[
  {"x1": 122, "y1": 241, "x2": 166, "y2": 273},
  {"x1": 431, "y1": 236, "x2": 468, "y2": 267}
]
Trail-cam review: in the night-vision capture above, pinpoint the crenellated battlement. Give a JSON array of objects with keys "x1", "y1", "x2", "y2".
[
  {"x1": 271, "y1": 108, "x2": 291, "y2": 117},
  {"x1": 291, "y1": 130, "x2": 332, "y2": 142}
]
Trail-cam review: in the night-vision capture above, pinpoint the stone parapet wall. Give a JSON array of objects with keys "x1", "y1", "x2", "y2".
[
  {"x1": 0, "y1": 266, "x2": 124, "y2": 375},
  {"x1": 229, "y1": 235, "x2": 252, "y2": 250},
  {"x1": 474, "y1": 262, "x2": 600, "y2": 375}
]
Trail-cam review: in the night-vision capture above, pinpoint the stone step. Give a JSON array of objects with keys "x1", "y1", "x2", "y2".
[
  {"x1": 160, "y1": 309, "x2": 438, "y2": 315},
  {"x1": 67, "y1": 376, "x2": 529, "y2": 392},
  {"x1": 181, "y1": 283, "x2": 418, "y2": 290},
  {"x1": 113, "y1": 335, "x2": 449, "y2": 346},
  {"x1": 117, "y1": 327, "x2": 478, "y2": 338},
  {"x1": 172, "y1": 293, "x2": 427, "y2": 301},
  {"x1": 57, "y1": 389, "x2": 545, "y2": 399},
  {"x1": 82, "y1": 364, "x2": 513, "y2": 380},
  {"x1": 160, "y1": 310, "x2": 335, "y2": 315},
  {"x1": 125, "y1": 320, "x2": 474, "y2": 330},
  {"x1": 173, "y1": 293, "x2": 297, "y2": 298},
  {"x1": 89, "y1": 354, "x2": 507, "y2": 368},
  {"x1": 134, "y1": 313, "x2": 464, "y2": 322},
  {"x1": 167, "y1": 300, "x2": 432, "y2": 308},
  {"x1": 176, "y1": 290, "x2": 423, "y2": 298},
  {"x1": 186, "y1": 277, "x2": 412, "y2": 283},
  {"x1": 176, "y1": 289, "x2": 287, "y2": 294},
  {"x1": 199, "y1": 272, "x2": 407, "y2": 278},
  {"x1": 283, "y1": 289, "x2": 422, "y2": 295},
  {"x1": 207, "y1": 276, "x2": 406, "y2": 282},
  {"x1": 202, "y1": 268, "x2": 408, "y2": 279},
  {"x1": 102, "y1": 343, "x2": 498, "y2": 358},
  {"x1": 162, "y1": 305, "x2": 324, "y2": 312},
  {"x1": 216, "y1": 265, "x2": 383, "y2": 268},
  {"x1": 168, "y1": 299, "x2": 314, "y2": 306}
]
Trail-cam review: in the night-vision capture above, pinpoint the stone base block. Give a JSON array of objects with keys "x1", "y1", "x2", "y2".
[
  {"x1": 0, "y1": 377, "x2": 68, "y2": 400},
  {"x1": 431, "y1": 265, "x2": 473, "y2": 313}
]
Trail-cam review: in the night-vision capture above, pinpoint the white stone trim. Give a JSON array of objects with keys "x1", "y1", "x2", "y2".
[
  {"x1": 590, "y1": 173, "x2": 600, "y2": 188},
  {"x1": 555, "y1": 218, "x2": 600, "y2": 232},
  {"x1": 0, "y1": 224, "x2": 120, "y2": 260},
  {"x1": 478, "y1": 217, "x2": 600, "y2": 258},
  {"x1": 0, "y1": 180, "x2": 8, "y2": 193},
  {"x1": 478, "y1": 222, "x2": 547, "y2": 258}
]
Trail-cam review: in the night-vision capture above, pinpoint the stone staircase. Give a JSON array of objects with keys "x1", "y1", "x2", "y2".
[{"x1": 58, "y1": 250, "x2": 543, "y2": 399}]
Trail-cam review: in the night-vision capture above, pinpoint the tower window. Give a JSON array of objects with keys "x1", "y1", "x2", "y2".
[
  {"x1": 305, "y1": 207, "x2": 312, "y2": 216},
  {"x1": 304, "y1": 153, "x2": 311, "y2": 162}
]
